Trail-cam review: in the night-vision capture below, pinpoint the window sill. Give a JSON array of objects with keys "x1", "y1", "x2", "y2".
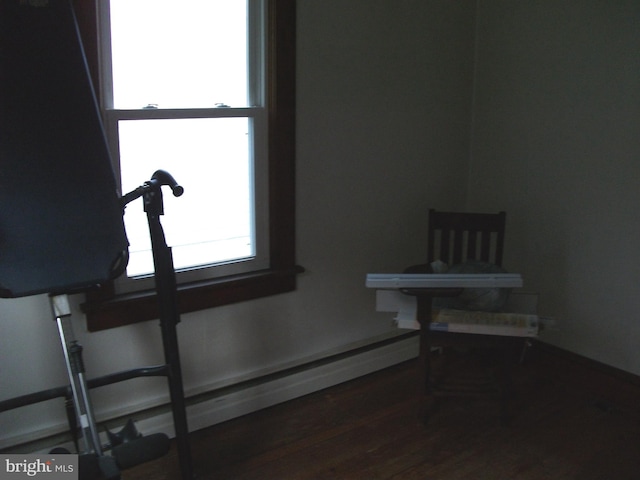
[{"x1": 81, "y1": 265, "x2": 305, "y2": 331}]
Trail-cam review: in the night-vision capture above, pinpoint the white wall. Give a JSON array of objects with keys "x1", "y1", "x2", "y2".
[
  {"x1": 0, "y1": 0, "x2": 476, "y2": 449},
  {"x1": 467, "y1": 0, "x2": 640, "y2": 373}
]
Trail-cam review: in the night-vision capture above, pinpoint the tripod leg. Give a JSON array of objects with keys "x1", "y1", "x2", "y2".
[
  {"x1": 148, "y1": 219, "x2": 194, "y2": 479},
  {"x1": 160, "y1": 314, "x2": 193, "y2": 480},
  {"x1": 52, "y1": 295, "x2": 102, "y2": 455},
  {"x1": 152, "y1": 242, "x2": 193, "y2": 480},
  {"x1": 64, "y1": 397, "x2": 80, "y2": 453},
  {"x1": 52, "y1": 295, "x2": 121, "y2": 479}
]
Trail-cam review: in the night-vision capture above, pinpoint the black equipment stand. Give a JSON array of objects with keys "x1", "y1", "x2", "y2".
[
  {"x1": 121, "y1": 170, "x2": 193, "y2": 480},
  {"x1": 2, "y1": 4, "x2": 193, "y2": 477},
  {"x1": 0, "y1": 171, "x2": 194, "y2": 480}
]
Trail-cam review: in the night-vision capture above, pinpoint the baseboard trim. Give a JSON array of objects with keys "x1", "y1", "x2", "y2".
[
  {"x1": 2, "y1": 331, "x2": 419, "y2": 453},
  {"x1": 138, "y1": 331, "x2": 420, "y2": 438},
  {"x1": 7, "y1": 335, "x2": 640, "y2": 453},
  {"x1": 136, "y1": 338, "x2": 640, "y2": 438}
]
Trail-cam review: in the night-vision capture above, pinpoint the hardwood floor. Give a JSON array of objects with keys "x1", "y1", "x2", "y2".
[{"x1": 124, "y1": 344, "x2": 640, "y2": 479}]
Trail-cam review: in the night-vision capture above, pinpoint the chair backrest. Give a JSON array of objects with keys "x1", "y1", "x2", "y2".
[{"x1": 427, "y1": 209, "x2": 506, "y2": 267}]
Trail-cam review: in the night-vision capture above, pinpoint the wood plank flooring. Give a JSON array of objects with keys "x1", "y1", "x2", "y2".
[{"x1": 124, "y1": 345, "x2": 640, "y2": 479}]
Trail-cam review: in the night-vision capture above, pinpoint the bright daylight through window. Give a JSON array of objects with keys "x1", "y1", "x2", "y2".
[{"x1": 102, "y1": 0, "x2": 268, "y2": 289}]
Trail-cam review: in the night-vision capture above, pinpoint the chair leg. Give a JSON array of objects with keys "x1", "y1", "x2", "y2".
[
  {"x1": 418, "y1": 328, "x2": 440, "y2": 424},
  {"x1": 416, "y1": 295, "x2": 437, "y2": 423},
  {"x1": 499, "y1": 346, "x2": 515, "y2": 426},
  {"x1": 419, "y1": 349, "x2": 440, "y2": 425}
]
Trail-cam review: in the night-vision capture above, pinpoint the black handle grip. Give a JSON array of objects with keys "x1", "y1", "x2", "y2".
[{"x1": 151, "y1": 170, "x2": 184, "y2": 197}]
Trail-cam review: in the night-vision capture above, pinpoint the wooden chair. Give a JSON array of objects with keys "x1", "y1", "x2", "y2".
[{"x1": 402, "y1": 209, "x2": 523, "y2": 425}]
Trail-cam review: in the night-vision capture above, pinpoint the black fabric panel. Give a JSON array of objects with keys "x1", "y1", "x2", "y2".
[{"x1": 0, "y1": 0, "x2": 128, "y2": 297}]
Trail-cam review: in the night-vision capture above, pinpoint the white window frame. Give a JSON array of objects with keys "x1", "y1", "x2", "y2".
[{"x1": 96, "y1": 0, "x2": 270, "y2": 294}]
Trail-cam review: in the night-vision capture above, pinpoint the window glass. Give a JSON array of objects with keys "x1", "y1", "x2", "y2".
[
  {"x1": 109, "y1": 0, "x2": 248, "y2": 109},
  {"x1": 118, "y1": 117, "x2": 253, "y2": 278}
]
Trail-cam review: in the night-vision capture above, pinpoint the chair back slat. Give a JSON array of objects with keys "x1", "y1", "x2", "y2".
[
  {"x1": 480, "y1": 230, "x2": 492, "y2": 262},
  {"x1": 438, "y1": 229, "x2": 451, "y2": 266},
  {"x1": 452, "y1": 229, "x2": 464, "y2": 265},
  {"x1": 467, "y1": 231, "x2": 478, "y2": 262},
  {"x1": 427, "y1": 209, "x2": 506, "y2": 267}
]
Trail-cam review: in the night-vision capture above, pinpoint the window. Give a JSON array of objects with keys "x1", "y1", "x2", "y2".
[
  {"x1": 102, "y1": 0, "x2": 269, "y2": 291},
  {"x1": 79, "y1": 0, "x2": 298, "y2": 330}
]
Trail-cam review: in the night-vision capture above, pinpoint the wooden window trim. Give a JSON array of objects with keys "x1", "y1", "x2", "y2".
[{"x1": 77, "y1": 0, "x2": 300, "y2": 331}]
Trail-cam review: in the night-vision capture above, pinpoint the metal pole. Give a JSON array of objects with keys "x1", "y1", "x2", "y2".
[
  {"x1": 143, "y1": 172, "x2": 194, "y2": 480},
  {"x1": 52, "y1": 294, "x2": 102, "y2": 455}
]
